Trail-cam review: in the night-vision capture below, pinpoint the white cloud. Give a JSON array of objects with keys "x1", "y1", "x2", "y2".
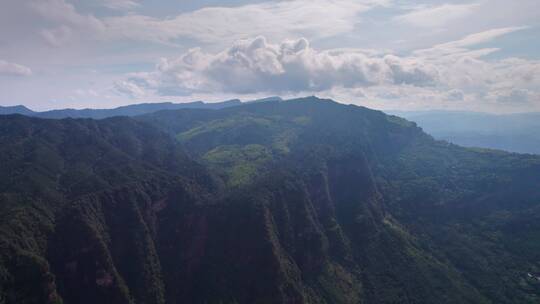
[
  {"x1": 114, "y1": 80, "x2": 146, "y2": 98},
  {"x1": 20, "y1": 0, "x2": 106, "y2": 47},
  {"x1": 415, "y1": 27, "x2": 529, "y2": 58},
  {"x1": 424, "y1": 50, "x2": 540, "y2": 96},
  {"x1": 0, "y1": 0, "x2": 388, "y2": 50},
  {"x1": 408, "y1": 27, "x2": 539, "y2": 101},
  {"x1": 395, "y1": 3, "x2": 480, "y2": 28},
  {"x1": 0, "y1": 60, "x2": 32, "y2": 76},
  {"x1": 116, "y1": 31, "x2": 540, "y2": 110},
  {"x1": 99, "y1": 0, "x2": 139, "y2": 10},
  {"x1": 1, "y1": 0, "x2": 388, "y2": 48},
  {"x1": 1, "y1": 0, "x2": 539, "y2": 112},
  {"x1": 29, "y1": 0, "x2": 104, "y2": 30},
  {"x1": 119, "y1": 36, "x2": 438, "y2": 96},
  {"x1": 102, "y1": 0, "x2": 387, "y2": 44},
  {"x1": 435, "y1": 26, "x2": 528, "y2": 49}
]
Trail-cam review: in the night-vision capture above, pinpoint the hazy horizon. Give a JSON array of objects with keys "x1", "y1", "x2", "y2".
[{"x1": 3, "y1": 96, "x2": 540, "y2": 116}]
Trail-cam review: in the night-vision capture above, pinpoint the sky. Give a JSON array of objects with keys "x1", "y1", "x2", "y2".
[{"x1": 0, "y1": 0, "x2": 539, "y2": 113}]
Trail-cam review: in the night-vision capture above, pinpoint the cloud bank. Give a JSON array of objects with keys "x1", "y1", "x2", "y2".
[
  {"x1": 121, "y1": 37, "x2": 438, "y2": 96},
  {"x1": 1, "y1": 0, "x2": 539, "y2": 112},
  {"x1": 118, "y1": 33, "x2": 539, "y2": 109}
]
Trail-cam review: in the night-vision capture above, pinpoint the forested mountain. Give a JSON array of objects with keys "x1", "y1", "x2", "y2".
[
  {"x1": 0, "y1": 105, "x2": 34, "y2": 116},
  {"x1": 0, "y1": 99, "x2": 242, "y2": 119},
  {"x1": 1, "y1": 97, "x2": 539, "y2": 304},
  {"x1": 389, "y1": 111, "x2": 540, "y2": 155}
]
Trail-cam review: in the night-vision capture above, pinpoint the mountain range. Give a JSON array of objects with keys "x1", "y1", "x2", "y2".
[
  {"x1": 1, "y1": 97, "x2": 539, "y2": 303},
  {"x1": 0, "y1": 99, "x2": 244, "y2": 119},
  {"x1": 3, "y1": 100, "x2": 538, "y2": 156}
]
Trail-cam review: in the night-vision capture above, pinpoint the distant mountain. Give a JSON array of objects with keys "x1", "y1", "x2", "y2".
[
  {"x1": 1, "y1": 98, "x2": 540, "y2": 303},
  {"x1": 388, "y1": 110, "x2": 540, "y2": 154},
  {"x1": 246, "y1": 96, "x2": 283, "y2": 103},
  {"x1": 0, "y1": 99, "x2": 242, "y2": 119},
  {"x1": 0, "y1": 105, "x2": 34, "y2": 115}
]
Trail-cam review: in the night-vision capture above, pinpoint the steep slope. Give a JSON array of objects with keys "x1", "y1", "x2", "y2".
[
  {"x1": 0, "y1": 115, "x2": 213, "y2": 304},
  {"x1": 1, "y1": 98, "x2": 539, "y2": 303},
  {"x1": 141, "y1": 97, "x2": 540, "y2": 303}
]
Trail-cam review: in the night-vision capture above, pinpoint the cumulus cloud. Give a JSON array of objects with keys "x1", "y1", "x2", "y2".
[
  {"x1": 119, "y1": 36, "x2": 439, "y2": 97},
  {"x1": 0, "y1": 60, "x2": 32, "y2": 76},
  {"x1": 116, "y1": 32, "x2": 540, "y2": 108}
]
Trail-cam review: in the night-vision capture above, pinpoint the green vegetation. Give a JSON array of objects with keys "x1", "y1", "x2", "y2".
[
  {"x1": 1, "y1": 97, "x2": 540, "y2": 303},
  {"x1": 202, "y1": 144, "x2": 272, "y2": 187}
]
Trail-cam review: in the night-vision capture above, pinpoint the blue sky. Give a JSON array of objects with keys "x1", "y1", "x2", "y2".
[{"x1": 0, "y1": 0, "x2": 539, "y2": 112}]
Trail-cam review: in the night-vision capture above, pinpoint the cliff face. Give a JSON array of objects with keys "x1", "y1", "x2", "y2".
[
  {"x1": 0, "y1": 115, "x2": 212, "y2": 304},
  {"x1": 27, "y1": 162, "x2": 442, "y2": 304},
  {"x1": 41, "y1": 160, "x2": 376, "y2": 304},
  {"x1": 39, "y1": 156, "x2": 482, "y2": 304},
  {"x1": 1, "y1": 98, "x2": 540, "y2": 303}
]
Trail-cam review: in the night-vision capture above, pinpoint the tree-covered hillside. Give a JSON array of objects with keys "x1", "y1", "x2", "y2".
[{"x1": 1, "y1": 97, "x2": 539, "y2": 303}]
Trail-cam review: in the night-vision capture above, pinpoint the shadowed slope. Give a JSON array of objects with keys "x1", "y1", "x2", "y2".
[{"x1": 0, "y1": 98, "x2": 539, "y2": 303}]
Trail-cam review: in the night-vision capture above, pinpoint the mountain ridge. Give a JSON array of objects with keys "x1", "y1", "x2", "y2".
[
  {"x1": 1, "y1": 97, "x2": 539, "y2": 303},
  {"x1": 0, "y1": 99, "x2": 243, "y2": 119}
]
